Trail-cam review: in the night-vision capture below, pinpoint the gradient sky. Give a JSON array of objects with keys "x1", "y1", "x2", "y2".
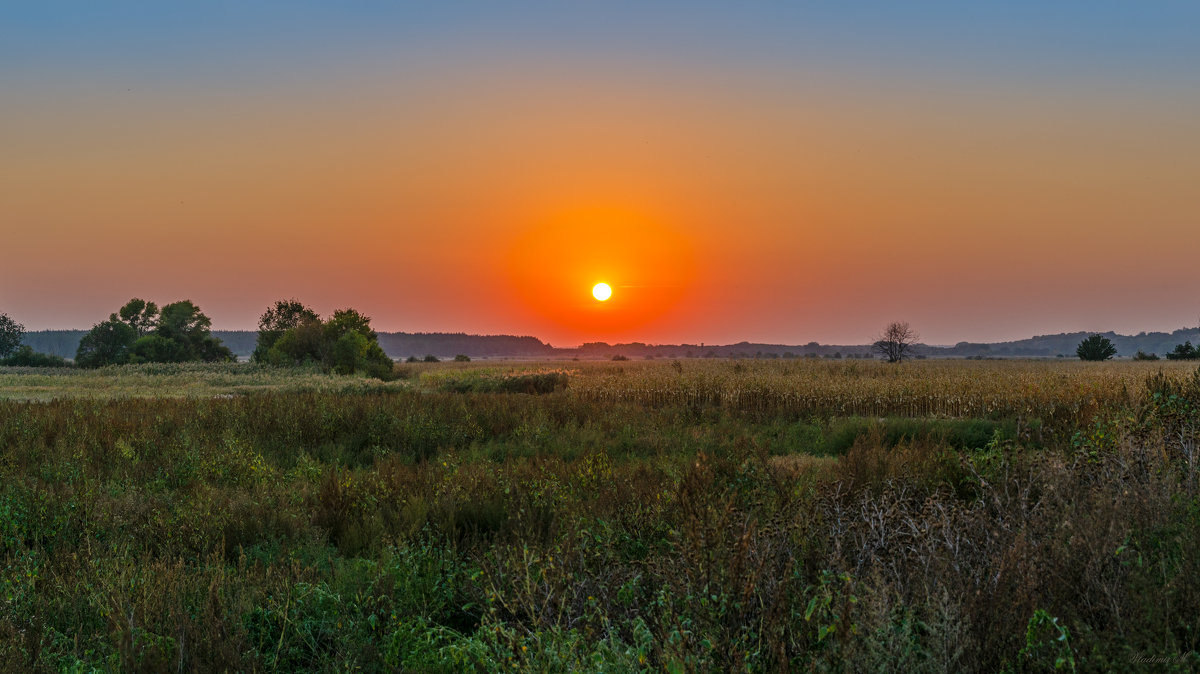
[{"x1": 3, "y1": 2, "x2": 1199, "y2": 346}]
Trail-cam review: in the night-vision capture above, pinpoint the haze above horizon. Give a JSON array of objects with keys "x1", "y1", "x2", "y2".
[{"x1": 4, "y1": 3, "x2": 1199, "y2": 346}]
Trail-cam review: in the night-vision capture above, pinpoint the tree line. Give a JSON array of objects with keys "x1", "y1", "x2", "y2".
[{"x1": 0, "y1": 299, "x2": 398, "y2": 378}]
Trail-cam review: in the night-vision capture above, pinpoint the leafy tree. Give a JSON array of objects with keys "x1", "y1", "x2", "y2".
[
  {"x1": 873, "y1": 321, "x2": 919, "y2": 363},
  {"x1": 76, "y1": 299, "x2": 232, "y2": 367},
  {"x1": 1076, "y1": 334, "x2": 1117, "y2": 361},
  {"x1": 254, "y1": 303, "x2": 394, "y2": 378},
  {"x1": 117, "y1": 298, "x2": 159, "y2": 336},
  {"x1": 268, "y1": 319, "x2": 326, "y2": 365},
  {"x1": 129, "y1": 334, "x2": 187, "y2": 363},
  {"x1": 155, "y1": 300, "x2": 234, "y2": 362},
  {"x1": 76, "y1": 319, "x2": 138, "y2": 367},
  {"x1": 325, "y1": 308, "x2": 375, "y2": 341},
  {"x1": 0, "y1": 313, "x2": 25, "y2": 358},
  {"x1": 331, "y1": 331, "x2": 371, "y2": 375},
  {"x1": 1165, "y1": 341, "x2": 1198, "y2": 360},
  {"x1": 254, "y1": 300, "x2": 319, "y2": 362}
]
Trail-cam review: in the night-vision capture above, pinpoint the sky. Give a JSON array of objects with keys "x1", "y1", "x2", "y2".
[{"x1": 3, "y1": 2, "x2": 1199, "y2": 346}]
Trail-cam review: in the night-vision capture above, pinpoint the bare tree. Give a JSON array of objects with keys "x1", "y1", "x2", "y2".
[{"x1": 873, "y1": 321, "x2": 919, "y2": 363}]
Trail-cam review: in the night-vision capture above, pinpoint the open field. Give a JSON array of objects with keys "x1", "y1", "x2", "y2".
[{"x1": 1, "y1": 359, "x2": 1198, "y2": 671}]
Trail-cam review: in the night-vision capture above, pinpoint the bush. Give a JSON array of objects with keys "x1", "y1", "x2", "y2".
[
  {"x1": 1133, "y1": 350, "x2": 1160, "y2": 361},
  {"x1": 0, "y1": 345, "x2": 70, "y2": 368},
  {"x1": 454, "y1": 355, "x2": 471, "y2": 362},
  {"x1": 424, "y1": 355, "x2": 440, "y2": 363}
]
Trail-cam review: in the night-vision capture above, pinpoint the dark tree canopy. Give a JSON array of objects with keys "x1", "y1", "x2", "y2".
[
  {"x1": 76, "y1": 319, "x2": 138, "y2": 367},
  {"x1": 0, "y1": 345, "x2": 69, "y2": 368},
  {"x1": 1076, "y1": 334, "x2": 1117, "y2": 361},
  {"x1": 117, "y1": 298, "x2": 159, "y2": 336},
  {"x1": 253, "y1": 300, "x2": 320, "y2": 362},
  {"x1": 254, "y1": 301, "x2": 394, "y2": 378},
  {"x1": 0, "y1": 313, "x2": 25, "y2": 358},
  {"x1": 1165, "y1": 341, "x2": 1199, "y2": 360},
  {"x1": 76, "y1": 298, "x2": 232, "y2": 367},
  {"x1": 872, "y1": 321, "x2": 919, "y2": 363}
]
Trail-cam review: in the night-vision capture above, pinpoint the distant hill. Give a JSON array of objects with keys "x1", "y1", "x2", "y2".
[
  {"x1": 20, "y1": 327, "x2": 1200, "y2": 361},
  {"x1": 928, "y1": 328, "x2": 1200, "y2": 359}
]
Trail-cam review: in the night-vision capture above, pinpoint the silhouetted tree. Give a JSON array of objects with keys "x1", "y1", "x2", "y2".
[
  {"x1": 254, "y1": 302, "x2": 393, "y2": 378},
  {"x1": 76, "y1": 299, "x2": 232, "y2": 366},
  {"x1": 1165, "y1": 341, "x2": 1199, "y2": 360},
  {"x1": 76, "y1": 319, "x2": 137, "y2": 367},
  {"x1": 0, "y1": 313, "x2": 24, "y2": 358},
  {"x1": 254, "y1": 299, "x2": 319, "y2": 362},
  {"x1": 873, "y1": 321, "x2": 919, "y2": 363},
  {"x1": 153, "y1": 301, "x2": 233, "y2": 362},
  {"x1": 117, "y1": 298, "x2": 159, "y2": 336},
  {"x1": 1076, "y1": 335, "x2": 1117, "y2": 361}
]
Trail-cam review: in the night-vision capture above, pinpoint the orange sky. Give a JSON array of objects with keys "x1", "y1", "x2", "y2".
[{"x1": 4, "y1": 5, "x2": 1200, "y2": 346}]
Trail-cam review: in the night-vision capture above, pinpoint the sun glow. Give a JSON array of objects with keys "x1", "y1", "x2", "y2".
[{"x1": 592, "y1": 283, "x2": 612, "y2": 301}]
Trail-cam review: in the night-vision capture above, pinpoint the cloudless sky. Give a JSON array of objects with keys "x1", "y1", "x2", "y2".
[{"x1": 4, "y1": 2, "x2": 1199, "y2": 345}]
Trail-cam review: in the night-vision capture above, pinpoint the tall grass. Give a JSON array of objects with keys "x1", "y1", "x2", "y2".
[{"x1": 0, "y1": 360, "x2": 1196, "y2": 670}]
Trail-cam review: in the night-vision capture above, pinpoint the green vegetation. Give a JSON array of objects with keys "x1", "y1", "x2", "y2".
[
  {"x1": 1076, "y1": 334, "x2": 1117, "y2": 361},
  {"x1": 0, "y1": 345, "x2": 71, "y2": 368},
  {"x1": 253, "y1": 301, "x2": 394, "y2": 379},
  {"x1": 0, "y1": 360, "x2": 1197, "y2": 671},
  {"x1": 1166, "y1": 341, "x2": 1199, "y2": 360},
  {"x1": 0, "y1": 313, "x2": 25, "y2": 358},
  {"x1": 76, "y1": 298, "x2": 233, "y2": 367}
]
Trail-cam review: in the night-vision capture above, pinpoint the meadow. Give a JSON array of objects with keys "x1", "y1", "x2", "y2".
[{"x1": 0, "y1": 358, "x2": 1197, "y2": 672}]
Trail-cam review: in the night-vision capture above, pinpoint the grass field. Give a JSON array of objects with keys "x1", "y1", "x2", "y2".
[{"x1": 1, "y1": 359, "x2": 1198, "y2": 671}]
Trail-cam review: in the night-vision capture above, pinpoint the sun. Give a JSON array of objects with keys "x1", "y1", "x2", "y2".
[{"x1": 592, "y1": 282, "x2": 612, "y2": 301}]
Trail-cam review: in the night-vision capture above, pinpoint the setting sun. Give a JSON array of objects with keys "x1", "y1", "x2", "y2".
[{"x1": 592, "y1": 283, "x2": 612, "y2": 301}]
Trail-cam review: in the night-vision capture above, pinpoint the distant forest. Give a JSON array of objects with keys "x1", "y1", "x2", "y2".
[{"x1": 21, "y1": 327, "x2": 1200, "y2": 361}]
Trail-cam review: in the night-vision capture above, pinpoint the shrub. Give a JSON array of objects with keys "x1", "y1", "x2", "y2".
[
  {"x1": 454, "y1": 355, "x2": 471, "y2": 362},
  {"x1": 424, "y1": 355, "x2": 440, "y2": 363},
  {"x1": 0, "y1": 345, "x2": 70, "y2": 368}
]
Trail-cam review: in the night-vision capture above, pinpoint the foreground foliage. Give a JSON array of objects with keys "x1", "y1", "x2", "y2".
[{"x1": 0, "y1": 360, "x2": 1197, "y2": 671}]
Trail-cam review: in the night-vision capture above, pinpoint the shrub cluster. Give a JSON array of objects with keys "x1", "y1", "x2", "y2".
[
  {"x1": 75, "y1": 298, "x2": 233, "y2": 367},
  {"x1": 0, "y1": 345, "x2": 71, "y2": 368},
  {"x1": 253, "y1": 300, "x2": 394, "y2": 379}
]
